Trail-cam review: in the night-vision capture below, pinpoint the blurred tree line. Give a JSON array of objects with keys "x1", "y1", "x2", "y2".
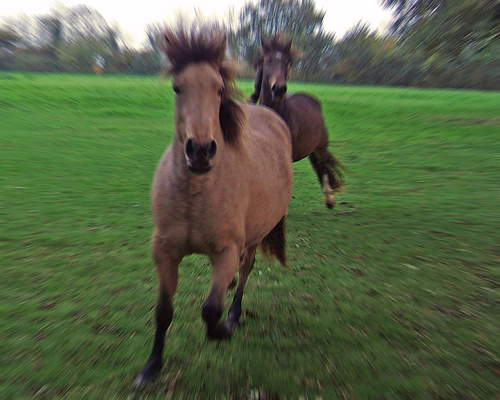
[
  {"x1": 0, "y1": 4, "x2": 164, "y2": 74},
  {"x1": 0, "y1": 0, "x2": 498, "y2": 89}
]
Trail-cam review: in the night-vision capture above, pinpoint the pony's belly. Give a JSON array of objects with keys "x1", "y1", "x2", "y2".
[{"x1": 186, "y1": 199, "x2": 286, "y2": 255}]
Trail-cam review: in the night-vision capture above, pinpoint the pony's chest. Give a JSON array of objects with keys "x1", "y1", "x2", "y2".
[
  {"x1": 187, "y1": 192, "x2": 241, "y2": 233},
  {"x1": 155, "y1": 187, "x2": 243, "y2": 252}
]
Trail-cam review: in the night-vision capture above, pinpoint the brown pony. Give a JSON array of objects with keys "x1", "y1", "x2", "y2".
[
  {"x1": 135, "y1": 24, "x2": 293, "y2": 387},
  {"x1": 250, "y1": 34, "x2": 344, "y2": 208}
]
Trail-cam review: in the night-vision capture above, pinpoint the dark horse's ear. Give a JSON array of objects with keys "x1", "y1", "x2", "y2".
[
  {"x1": 285, "y1": 39, "x2": 292, "y2": 52},
  {"x1": 261, "y1": 38, "x2": 270, "y2": 52}
]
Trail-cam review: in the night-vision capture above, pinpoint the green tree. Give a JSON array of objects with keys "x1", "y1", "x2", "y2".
[
  {"x1": 1, "y1": 5, "x2": 126, "y2": 72},
  {"x1": 329, "y1": 23, "x2": 412, "y2": 86},
  {"x1": 0, "y1": 28, "x2": 20, "y2": 49},
  {"x1": 332, "y1": 23, "x2": 378, "y2": 83},
  {"x1": 382, "y1": 0, "x2": 499, "y2": 57},
  {"x1": 381, "y1": 0, "x2": 500, "y2": 89}
]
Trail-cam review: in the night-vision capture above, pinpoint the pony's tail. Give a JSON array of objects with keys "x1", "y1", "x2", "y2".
[
  {"x1": 260, "y1": 216, "x2": 287, "y2": 267},
  {"x1": 324, "y1": 151, "x2": 345, "y2": 192}
]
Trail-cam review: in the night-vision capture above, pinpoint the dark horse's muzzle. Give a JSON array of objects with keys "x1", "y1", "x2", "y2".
[
  {"x1": 184, "y1": 138, "x2": 217, "y2": 174},
  {"x1": 272, "y1": 83, "x2": 287, "y2": 99}
]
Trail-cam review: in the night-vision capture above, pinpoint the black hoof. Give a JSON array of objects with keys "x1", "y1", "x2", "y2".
[
  {"x1": 207, "y1": 321, "x2": 233, "y2": 340},
  {"x1": 134, "y1": 356, "x2": 162, "y2": 388},
  {"x1": 326, "y1": 203, "x2": 334, "y2": 209}
]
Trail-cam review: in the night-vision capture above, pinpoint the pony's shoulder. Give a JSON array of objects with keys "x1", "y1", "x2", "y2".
[
  {"x1": 242, "y1": 103, "x2": 290, "y2": 140},
  {"x1": 243, "y1": 102, "x2": 285, "y2": 123}
]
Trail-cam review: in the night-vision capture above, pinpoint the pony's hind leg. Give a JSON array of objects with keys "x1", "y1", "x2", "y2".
[
  {"x1": 203, "y1": 246, "x2": 240, "y2": 340},
  {"x1": 135, "y1": 235, "x2": 180, "y2": 388},
  {"x1": 322, "y1": 175, "x2": 335, "y2": 209},
  {"x1": 226, "y1": 245, "x2": 258, "y2": 331}
]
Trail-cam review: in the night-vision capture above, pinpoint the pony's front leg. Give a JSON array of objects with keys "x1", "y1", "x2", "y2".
[
  {"x1": 202, "y1": 246, "x2": 240, "y2": 340},
  {"x1": 226, "y1": 245, "x2": 257, "y2": 331},
  {"x1": 135, "y1": 236, "x2": 181, "y2": 388}
]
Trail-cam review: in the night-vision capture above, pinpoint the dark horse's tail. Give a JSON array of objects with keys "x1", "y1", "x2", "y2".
[
  {"x1": 309, "y1": 148, "x2": 345, "y2": 192},
  {"x1": 260, "y1": 216, "x2": 287, "y2": 267}
]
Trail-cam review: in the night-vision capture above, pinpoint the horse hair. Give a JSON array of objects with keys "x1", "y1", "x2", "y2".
[
  {"x1": 260, "y1": 217, "x2": 287, "y2": 267},
  {"x1": 253, "y1": 32, "x2": 299, "y2": 70},
  {"x1": 163, "y1": 23, "x2": 245, "y2": 146}
]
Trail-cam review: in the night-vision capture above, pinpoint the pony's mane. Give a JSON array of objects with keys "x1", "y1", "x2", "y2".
[
  {"x1": 164, "y1": 23, "x2": 245, "y2": 146},
  {"x1": 254, "y1": 32, "x2": 299, "y2": 69}
]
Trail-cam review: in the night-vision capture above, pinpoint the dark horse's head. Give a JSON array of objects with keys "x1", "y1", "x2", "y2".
[
  {"x1": 255, "y1": 33, "x2": 297, "y2": 102},
  {"x1": 163, "y1": 24, "x2": 245, "y2": 174}
]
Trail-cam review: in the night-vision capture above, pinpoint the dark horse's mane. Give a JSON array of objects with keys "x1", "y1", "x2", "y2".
[
  {"x1": 253, "y1": 32, "x2": 299, "y2": 70},
  {"x1": 164, "y1": 24, "x2": 245, "y2": 147}
]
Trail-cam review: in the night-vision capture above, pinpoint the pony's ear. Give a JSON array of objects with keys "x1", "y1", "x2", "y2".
[
  {"x1": 164, "y1": 29, "x2": 174, "y2": 46},
  {"x1": 216, "y1": 33, "x2": 227, "y2": 64},
  {"x1": 164, "y1": 30, "x2": 176, "y2": 53}
]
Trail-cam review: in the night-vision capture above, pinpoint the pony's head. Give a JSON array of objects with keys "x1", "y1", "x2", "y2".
[
  {"x1": 256, "y1": 33, "x2": 297, "y2": 101},
  {"x1": 164, "y1": 23, "x2": 245, "y2": 174}
]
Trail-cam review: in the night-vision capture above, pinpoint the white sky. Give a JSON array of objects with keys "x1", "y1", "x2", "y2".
[{"x1": 0, "y1": 0, "x2": 393, "y2": 48}]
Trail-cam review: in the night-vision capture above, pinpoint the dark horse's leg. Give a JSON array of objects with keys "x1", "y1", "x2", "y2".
[
  {"x1": 226, "y1": 245, "x2": 258, "y2": 331},
  {"x1": 309, "y1": 146, "x2": 344, "y2": 209},
  {"x1": 135, "y1": 236, "x2": 180, "y2": 388},
  {"x1": 202, "y1": 246, "x2": 240, "y2": 340},
  {"x1": 249, "y1": 65, "x2": 263, "y2": 104}
]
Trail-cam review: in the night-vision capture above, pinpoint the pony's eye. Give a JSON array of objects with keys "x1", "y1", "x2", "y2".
[
  {"x1": 173, "y1": 85, "x2": 181, "y2": 94},
  {"x1": 218, "y1": 87, "x2": 225, "y2": 96}
]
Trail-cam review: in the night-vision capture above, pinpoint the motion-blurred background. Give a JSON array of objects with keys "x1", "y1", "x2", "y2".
[{"x1": 0, "y1": 0, "x2": 498, "y2": 89}]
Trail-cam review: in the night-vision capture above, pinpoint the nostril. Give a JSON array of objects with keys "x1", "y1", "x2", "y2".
[
  {"x1": 275, "y1": 85, "x2": 287, "y2": 97},
  {"x1": 185, "y1": 138, "x2": 196, "y2": 158},
  {"x1": 271, "y1": 83, "x2": 277, "y2": 93},
  {"x1": 207, "y1": 140, "x2": 217, "y2": 160}
]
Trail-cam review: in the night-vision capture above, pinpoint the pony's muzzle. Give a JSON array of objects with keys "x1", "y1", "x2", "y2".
[{"x1": 184, "y1": 138, "x2": 217, "y2": 174}]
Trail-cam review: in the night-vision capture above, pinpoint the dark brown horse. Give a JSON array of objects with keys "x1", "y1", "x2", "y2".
[
  {"x1": 135, "y1": 24, "x2": 293, "y2": 387},
  {"x1": 250, "y1": 34, "x2": 344, "y2": 208}
]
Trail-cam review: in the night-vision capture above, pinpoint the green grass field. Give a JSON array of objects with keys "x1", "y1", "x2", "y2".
[{"x1": 1, "y1": 72, "x2": 499, "y2": 399}]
